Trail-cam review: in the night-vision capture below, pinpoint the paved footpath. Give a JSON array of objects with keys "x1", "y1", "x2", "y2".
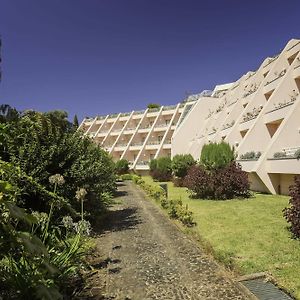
[{"x1": 83, "y1": 181, "x2": 249, "y2": 300}]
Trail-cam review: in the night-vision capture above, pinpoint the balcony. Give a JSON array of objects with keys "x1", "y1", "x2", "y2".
[
  {"x1": 114, "y1": 144, "x2": 128, "y2": 151},
  {"x1": 135, "y1": 161, "x2": 150, "y2": 170},
  {"x1": 162, "y1": 105, "x2": 177, "y2": 114},
  {"x1": 263, "y1": 69, "x2": 286, "y2": 94},
  {"x1": 129, "y1": 142, "x2": 143, "y2": 150},
  {"x1": 123, "y1": 127, "x2": 136, "y2": 134},
  {"x1": 266, "y1": 157, "x2": 300, "y2": 174},
  {"x1": 264, "y1": 99, "x2": 296, "y2": 124},
  {"x1": 237, "y1": 159, "x2": 259, "y2": 172}
]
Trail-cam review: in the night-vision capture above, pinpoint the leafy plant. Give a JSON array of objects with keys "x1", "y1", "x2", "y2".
[
  {"x1": 273, "y1": 151, "x2": 287, "y2": 159},
  {"x1": 184, "y1": 163, "x2": 250, "y2": 200},
  {"x1": 150, "y1": 157, "x2": 172, "y2": 182},
  {"x1": 171, "y1": 154, "x2": 195, "y2": 178},
  {"x1": 200, "y1": 142, "x2": 235, "y2": 170},
  {"x1": 115, "y1": 159, "x2": 129, "y2": 175}
]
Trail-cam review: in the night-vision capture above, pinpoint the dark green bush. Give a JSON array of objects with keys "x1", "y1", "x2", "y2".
[
  {"x1": 150, "y1": 157, "x2": 172, "y2": 182},
  {"x1": 171, "y1": 154, "x2": 195, "y2": 178},
  {"x1": 115, "y1": 159, "x2": 129, "y2": 175},
  {"x1": 200, "y1": 142, "x2": 235, "y2": 170},
  {"x1": 0, "y1": 110, "x2": 116, "y2": 219}
]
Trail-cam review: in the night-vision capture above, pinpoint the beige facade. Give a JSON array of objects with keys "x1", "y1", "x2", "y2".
[
  {"x1": 172, "y1": 38, "x2": 300, "y2": 194},
  {"x1": 79, "y1": 97, "x2": 202, "y2": 173},
  {"x1": 80, "y1": 38, "x2": 300, "y2": 194}
]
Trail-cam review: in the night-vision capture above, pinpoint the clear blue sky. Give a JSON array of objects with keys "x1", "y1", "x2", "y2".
[{"x1": 0, "y1": 0, "x2": 299, "y2": 122}]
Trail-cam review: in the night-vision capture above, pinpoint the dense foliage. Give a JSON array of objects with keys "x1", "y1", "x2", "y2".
[
  {"x1": 184, "y1": 162, "x2": 250, "y2": 199},
  {"x1": 171, "y1": 154, "x2": 195, "y2": 178},
  {"x1": 0, "y1": 106, "x2": 116, "y2": 299},
  {"x1": 149, "y1": 157, "x2": 172, "y2": 182},
  {"x1": 0, "y1": 110, "x2": 115, "y2": 219},
  {"x1": 115, "y1": 159, "x2": 129, "y2": 175},
  {"x1": 284, "y1": 176, "x2": 300, "y2": 238},
  {"x1": 200, "y1": 141, "x2": 235, "y2": 170}
]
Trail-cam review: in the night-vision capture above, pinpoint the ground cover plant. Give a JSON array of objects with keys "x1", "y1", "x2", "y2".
[
  {"x1": 0, "y1": 106, "x2": 116, "y2": 299},
  {"x1": 142, "y1": 176, "x2": 300, "y2": 299},
  {"x1": 132, "y1": 175, "x2": 195, "y2": 227}
]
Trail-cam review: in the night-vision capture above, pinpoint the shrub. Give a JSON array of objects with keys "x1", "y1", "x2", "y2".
[
  {"x1": 150, "y1": 157, "x2": 172, "y2": 182},
  {"x1": 171, "y1": 154, "x2": 195, "y2": 178},
  {"x1": 239, "y1": 151, "x2": 261, "y2": 160},
  {"x1": 120, "y1": 173, "x2": 133, "y2": 180},
  {"x1": 273, "y1": 151, "x2": 287, "y2": 158},
  {"x1": 283, "y1": 176, "x2": 300, "y2": 238},
  {"x1": 0, "y1": 110, "x2": 116, "y2": 219},
  {"x1": 200, "y1": 142, "x2": 235, "y2": 170},
  {"x1": 115, "y1": 159, "x2": 129, "y2": 175},
  {"x1": 184, "y1": 163, "x2": 250, "y2": 200}
]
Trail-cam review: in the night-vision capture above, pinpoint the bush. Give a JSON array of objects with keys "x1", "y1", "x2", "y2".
[
  {"x1": 273, "y1": 151, "x2": 287, "y2": 158},
  {"x1": 0, "y1": 110, "x2": 116, "y2": 219},
  {"x1": 120, "y1": 173, "x2": 133, "y2": 180},
  {"x1": 115, "y1": 159, "x2": 129, "y2": 175},
  {"x1": 171, "y1": 154, "x2": 195, "y2": 178},
  {"x1": 283, "y1": 176, "x2": 300, "y2": 238},
  {"x1": 200, "y1": 142, "x2": 235, "y2": 170},
  {"x1": 184, "y1": 163, "x2": 250, "y2": 200},
  {"x1": 150, "y1": 157, "x2": 172, "y2": 182},
  {"x1": 240, "y1": 151, "x2": 261, "y2": 160}
]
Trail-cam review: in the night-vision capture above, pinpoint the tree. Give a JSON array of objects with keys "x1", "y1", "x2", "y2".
[
  {"x1": 115, "y1": 159, "x2": 129, "y2": 175},
  {"x1": 150, "y1": 157, "x2": 172, "y2": 181},
  {"x1": 73, "y1": 114, "x2": 79, "y2": 129},
  {"x1": 147, "y1": 103, "x2": 161, "y2": 109},
  {"x1": 200, "y1": 141, "x2": 235, "y2": 170},
  {"x1": 172, "y1": 154, "x2": 195, "y2": 178}
]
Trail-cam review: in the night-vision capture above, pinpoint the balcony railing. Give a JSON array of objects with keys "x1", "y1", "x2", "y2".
[
  {"x1": 119, "y1": 112, "x2": 131, "y2": 117},
  {"x1": 222, "y1": 121, "x2": 235, "y2": 130},
  {"x1": 130, "y1": 142, "x2": 144, "y2": 146},
  {"x1": 139, "y1": 125, "x2": 152, "y2": 130},
  {"x1": 265, "y1": 98, "x2": 297, "y2": 114},
  {"x1": 147, "y1": 141, "x2": 161, "y2": 145},
  {"x1": 136, "y1": 161, "x2": 149, "y2": 165},
  {"x1": 148, "y1": 107, "x2": 160, "y2": 113},
  {"x1": 162, "y1": 105, "x2": 177, "y2": 111},
  {"x1": 241, "y1": 106, "x2": 263, "y2": 123},
  {"x1": 108, "y1": 113, "x2": 119, "y2": 119},
  {"x1": 97, "y1": 115, "x2": 106, "y2": 120},
  {"x1": 264, "y1": 69, "x2": 286, "y2": 86},
  {"x1": 155, "y1": 123, "x2": 169, "y2": 128},
  {"x1": 164, "y1": 139, "x2": 171, "y2": 144},
  {"x1": 228, "y1": 100, "x2": 238, "y2": 107},
  {"x1": 133, "y1": 110, "x2": 145, "y2": 115}
]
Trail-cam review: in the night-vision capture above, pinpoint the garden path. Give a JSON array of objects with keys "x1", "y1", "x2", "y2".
[{"x1": 81, "y1": 181, "x2": 249, "y2": 300}]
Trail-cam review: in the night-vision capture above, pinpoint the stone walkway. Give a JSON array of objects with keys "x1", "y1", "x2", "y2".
[{"x1": 81, "y1": 181, "x2": 250, "y2": 300}]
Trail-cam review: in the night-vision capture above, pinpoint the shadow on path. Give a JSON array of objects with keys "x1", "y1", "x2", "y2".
[{"x1": 95, "y1": 207, "x2": 141, "y2": 234}]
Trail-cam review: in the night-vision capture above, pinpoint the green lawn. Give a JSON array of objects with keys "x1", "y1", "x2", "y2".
[{"x1": 142, "y1": 176, "x2": 300, "y2": 299}]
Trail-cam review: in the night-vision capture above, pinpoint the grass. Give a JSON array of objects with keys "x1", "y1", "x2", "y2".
[{"x1": 142, "y1": 176, "x2": 300, "y2": 299}]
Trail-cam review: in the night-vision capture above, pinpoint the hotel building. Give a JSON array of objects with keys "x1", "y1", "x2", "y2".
[{"x1": 80, "y1": 38, "x2": 300, "y2": 195}]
